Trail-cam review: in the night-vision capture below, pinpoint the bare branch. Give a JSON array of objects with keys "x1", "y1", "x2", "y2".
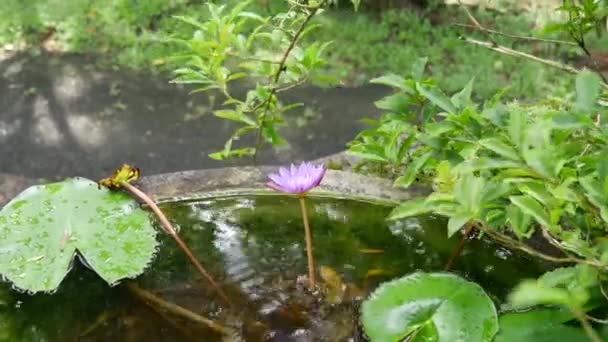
[
  {"x1": 454, "y1": 23, "x2": 578, "y2": 46},
  {"x1": 461, "y1": 36, "x2": 608, "y2": 90}
]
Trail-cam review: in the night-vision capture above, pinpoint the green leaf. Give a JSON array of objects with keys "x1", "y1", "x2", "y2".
[
  {"x1": 410, "y1": 57, "x2": 428, "y2": 81},
  {"x1": 450, "y1": 78, "x2": 474, "y2": 110},
  {"x1": 389, "y1": 199, "x2": 431, "y2": 220},
  {"x1": 394, "y1": 151, "x2": 433, "y2": 189},
  {"x1": 214, "y1": 109, "x2": 255, "y2": 125},
  {"x1": 361, "y1": 272, "x2": 498, "y2": 342},
  {"x1": 0, "y1": 179, "x2": 157, "y2": 293},
  {"x1": 539, "y1": 265, "x2": 598, "y2": 290},
  {"x1": 575, "y1": 69, "x2": 601, "y2": 112},
  {"x1": 454, "y1": 174, "x2": 485, "y2": 213},
  {"x1": 508, "y1": 280, "x2": 573, "y2": 308},
  {"x1": 350, "y1": 0, "x2": 361, "y2": 11},
  {"x1": 447, "y1": 212, "x2": 471, "y2": 237},
  {"x1": 508, "y1": 109, "x2": 526, "y2": 151},
  {"x1": 522, "y1": 148, "x2": 563, "y2": 179},
  {"x1": 579, "y1": 175, "x2": 608, "y2": 223},
  {"x1": 495, "y1": 309, "x2": 586, "y2": 342},
  {"x1": 374, "y1": 93, "x2": 411, "y2": 114},
  {"x1": 507, "y1": 205, "x2": 533, "y2": 239},
  {"x1": 417, "y1": 85, "x2": 457, "y2": 114},
  {"x1": 479, "y1": 138, "x2": 520, "y2": 161},
  {"x1": 370, "y1": 74, "x2": 412, "y2": 92},
  {"x1": 347, "y1": 145, "x2": 388, "y2": 162},
  {"x1": 510, "y1": 195, "x2": 551, "y2": 228},
  {"x1": 518, "y1": 182, "x2": 554, "y2": 206}
]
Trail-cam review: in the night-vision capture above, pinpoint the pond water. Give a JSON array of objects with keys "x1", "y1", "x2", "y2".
[{"x1": 0, "y1": 196, "x2": 549, "y2": 341}]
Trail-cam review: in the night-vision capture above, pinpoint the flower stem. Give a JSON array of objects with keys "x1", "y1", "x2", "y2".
[
  {"x1": 120, "y1": 181, "x2": 231, "y2": 306},
  {"x1": 298, "y1": 195, "x2": 316, "y2": 289}
]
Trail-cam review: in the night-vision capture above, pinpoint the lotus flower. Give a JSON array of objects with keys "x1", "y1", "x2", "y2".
[
  {"x1": 267, "y1": 161, "x2": 326, "y2": 289},
  {"x1": 267, "y1": 162, "x2": 326, "y2": 195}
]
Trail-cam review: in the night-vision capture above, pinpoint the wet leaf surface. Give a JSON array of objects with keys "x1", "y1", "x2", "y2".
[{"x1": 0, "y1": 178, "x2": 157, "y2": 292}]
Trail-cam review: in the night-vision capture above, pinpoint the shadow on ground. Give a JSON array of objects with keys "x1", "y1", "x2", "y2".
[{"x1": 0, "y1": 51, "x2": 388, "y2": 184}]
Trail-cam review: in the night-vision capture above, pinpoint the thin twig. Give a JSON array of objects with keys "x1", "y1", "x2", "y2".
[
  {"x1": 460, "y1": 36, "x2": 608, "y2": 90},
  {"x1": 298, "y1": 195, "x2": 316, "y2": 289},
  {"x1": 574, "y1": 309, "x2": 603, "y2": 342},
  {"x1": 226, "y1": 52, "x2": 282, "y2": 64},
  {"x1": 600, "y1": 281, "x2": 608, "y2": 302},
  {"x1": 121, "y1": 182, "x2": 231, "y2": 306},
  {"x1": 276, "y1": 77, "x2": 309, "y2": 93},
  {"x1": 480, "y1": 226, "x2": 603, "y2": 268},
  {"x1": 252, "y1": 0, "x2": 326, "y2": 163},
  {"x1": 462, "y1": 36, "x2": 579, "y2": 74},
  {"x1": 126, "y1": 283, "x2": 231, "y2": 336},
  {"x1": 456, "y1": 0, "x2": 608, "y2": 88},
  {"x1": 570, "y1": 30, "x2": 608, "y2": 84},
  {"x1": 454, "y1": 23, "x2": 578, "y2": 46},
  {"x1": 585, "y1": 314, "x2": 608, "y2": 324},
  {"x1": 457, "y1": 0, "x2": 483, "y2": 32}
]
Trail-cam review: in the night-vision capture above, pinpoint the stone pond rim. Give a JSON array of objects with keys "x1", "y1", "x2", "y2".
[
  {"x1": 136, "y1": 166, "x2": 561, "y2": 260},
  {"x1": 0, "y1": 166, "x2": 424, "y2": 207},
  {"x1": 138, "y1": 166, "x2": 425, "y2": 205}
]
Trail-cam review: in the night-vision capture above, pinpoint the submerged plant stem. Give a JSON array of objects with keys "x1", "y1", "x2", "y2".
[
  {"x1": 126, "y1": 283, "x2": 230, "y2": 336},
  {"x1": 121, "y1": 182, "x2": 231, "y2": 306},
  {"x1": 444, "y1": 224, "x2": 475, "y2": 271},
  {"x1": 298, "y1": 195, "x2": 316, "y2": 289}
]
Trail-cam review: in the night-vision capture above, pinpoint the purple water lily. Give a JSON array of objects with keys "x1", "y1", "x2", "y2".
[
  {"x1": 267, "y1": 162, "x2": 326, "y2": 195},
  {"x1": 267, "y1": 161, "x2": 326, "y2": 289}
]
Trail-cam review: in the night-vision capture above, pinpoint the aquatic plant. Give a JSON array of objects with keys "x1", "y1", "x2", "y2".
[
  {"x1": 267, "y1": 161, "x2": 326, "y2": 289},
  {"x1": 0, "y1": 164, "x2": 229, "y2": 309},
  {"x1": 0, "y1": 178, "x2": 157, "y2": 293},
  {"x1": 361, "y1": 272, "x2": 498, "y2": 342},
  {"x1": 98, "y1": 165, "x2": 230, "y2": 305}
]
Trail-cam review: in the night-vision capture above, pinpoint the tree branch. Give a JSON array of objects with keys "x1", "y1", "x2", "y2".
[
  {"x1": 454, "y1": 23, "x2": 578, "y2": 46},
  {"x1": 460, "y1": 36, "x2": 608, "y2": 90}
]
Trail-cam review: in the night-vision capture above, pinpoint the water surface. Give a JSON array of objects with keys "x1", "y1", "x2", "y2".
[{"x1": 0, "y1": 196, "x2": 548, "y2": 341}]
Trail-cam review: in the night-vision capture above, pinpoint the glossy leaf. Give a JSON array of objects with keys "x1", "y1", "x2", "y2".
[
  {"x1": 361, "y1": 272, "x2": 498, "y2": 342},
  {"x1": 0, "y1": 178, "x2": 157, "y2": 293},
  {"x1": 495, "y1": 308, "x2": 586, "y2": 342}
]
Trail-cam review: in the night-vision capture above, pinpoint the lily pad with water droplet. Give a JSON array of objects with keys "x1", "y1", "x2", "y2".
[
  {"x1": 361, "y1": 272, "x2": 498, "y2": 342},
  {"x1": 0, "y1": 178, "x2": 157, "y2": 293}
]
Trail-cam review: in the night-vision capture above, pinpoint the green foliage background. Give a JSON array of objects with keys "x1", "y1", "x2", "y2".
[{"x1": 1, "y1": 0, "x2": 602, "y2": 99}]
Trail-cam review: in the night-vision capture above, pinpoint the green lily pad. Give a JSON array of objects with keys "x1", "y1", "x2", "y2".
[
  {"x1": 0, "y1": 178, "x2": 157, "y2": 293},
  {"x1": 361, "y1": 272, "x2": 498, "y2": 342}
]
